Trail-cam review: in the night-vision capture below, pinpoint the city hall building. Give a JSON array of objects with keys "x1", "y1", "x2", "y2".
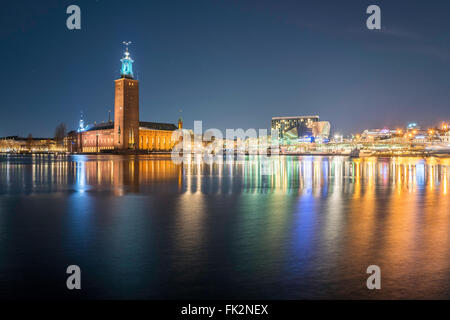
[{"x1": 67, "y1": 45, "x2": 182, "y2": 153}]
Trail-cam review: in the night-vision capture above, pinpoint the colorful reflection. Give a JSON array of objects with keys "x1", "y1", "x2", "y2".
[
  {"x1": 1, "y1": 154, "x2": 450, "y2": 299},
  {"x1": 1, "y1": 155, "x2": 449, "y2": 197}
]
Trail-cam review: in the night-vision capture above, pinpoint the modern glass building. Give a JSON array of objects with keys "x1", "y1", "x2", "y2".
[{"x1": 271, "y1": 116, "x2": 319, "y2": 139}]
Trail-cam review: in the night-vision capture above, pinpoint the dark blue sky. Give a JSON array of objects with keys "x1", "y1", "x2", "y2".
[{"x1": 1, "y1": 0, "x2": 450, "y2": 137}]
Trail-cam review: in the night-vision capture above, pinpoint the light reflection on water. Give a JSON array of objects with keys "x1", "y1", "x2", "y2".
[{"x1": 0, "y1": 154, "x2": 449, "y2": 299}]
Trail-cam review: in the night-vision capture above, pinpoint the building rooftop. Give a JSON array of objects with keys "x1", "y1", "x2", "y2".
[
  {"x1": 0, "y1": 136, "x2": 53, "y2": 141},
  {"x1": 272, "y1": 116, "x2": 320, "y2": 120},
  {"x1": 84, "y1": 122, "x2": 114, "y2": 132},
  {"x1": 75, "y1": 121, "x2": 178, "y2": 133},
  {"x1": 140, "y1": 122, "x2": 178, "y2": 131}
]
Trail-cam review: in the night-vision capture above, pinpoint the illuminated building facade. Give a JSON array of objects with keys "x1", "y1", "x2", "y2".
[
  {"x1": 68, "y1": 44, "x2": 181, "y2": 153},
  {"x1": 0, "y1": 136, "x2": 63, "y2": 153},
  {"x1": 444, "y1": 132, "x2": 450, "y2": 144},
  {"x1": 361, "y1": 129, "x2": 398, "y2": 141},
  {"x1": 271, "y1": 116, "x2": 330, "y2": 141},
  {"x1": 312, "y1": 121, "x2": 331, "y2": 140}
]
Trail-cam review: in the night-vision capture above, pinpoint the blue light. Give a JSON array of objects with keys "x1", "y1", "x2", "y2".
[
  {"x1": 77, "y1": 111, "x2": 85, "y2": 132},
  {"x1": 298, "y1": 136, "x2": 314, "y2": 143},
  {"x1": 121, "y1": 50, "x2": 134, "y2": 78}
]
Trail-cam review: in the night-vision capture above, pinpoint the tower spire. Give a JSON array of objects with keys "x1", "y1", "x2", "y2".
[
  {"x1": 123, "y1": 41, "x2": 131, "y2": 55},
  {"x1": 78, "y1": 110, "x2": 85, "y2": 132},
  {"x1": 178, "y1": 109, "x2": 183, "y2": 129},
  {"x1": 120, "y1": 41, "x2": 134, "y2": 79}
]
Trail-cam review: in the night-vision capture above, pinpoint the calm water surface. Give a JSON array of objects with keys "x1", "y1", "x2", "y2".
[{"x1": 0, "y1": 154, "x2": 449, "y2": 299}]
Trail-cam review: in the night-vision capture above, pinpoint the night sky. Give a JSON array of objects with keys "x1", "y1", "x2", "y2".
[{"x1": 1, "y1": 0, "x2": 450, "y2": 137}]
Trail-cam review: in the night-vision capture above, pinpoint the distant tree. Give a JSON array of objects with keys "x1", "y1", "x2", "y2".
[
  {"x1": 54, "y1": 123, "x2": 67, "y2": 146},
  {"x1": 26, "y1": 133, "x2": 33, "y2": 151}
]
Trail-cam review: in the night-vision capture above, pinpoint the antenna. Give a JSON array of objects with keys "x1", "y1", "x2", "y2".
[{"x1": 123, "y1": 41, "x2": 132, "y2": 54}]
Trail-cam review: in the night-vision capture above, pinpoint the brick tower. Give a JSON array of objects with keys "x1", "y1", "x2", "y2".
[{"x1": 114, "y1": 42, "x2": 139, "y2": 150}]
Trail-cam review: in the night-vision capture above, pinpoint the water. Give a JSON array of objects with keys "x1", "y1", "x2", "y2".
[{"x1": 0, "y1": 154, "x2": 449, "y2": 299}]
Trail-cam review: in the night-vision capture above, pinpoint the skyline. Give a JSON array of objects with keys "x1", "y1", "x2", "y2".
[{"x1": 2, "y1": 0, "x2": 450, "y2": 138}]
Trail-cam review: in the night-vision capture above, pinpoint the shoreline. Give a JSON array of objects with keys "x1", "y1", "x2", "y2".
[{"x1": 1, "y1": 151, "x2": 450, "y2": 158}]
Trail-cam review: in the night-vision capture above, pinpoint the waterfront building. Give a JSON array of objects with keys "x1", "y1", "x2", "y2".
[
  {"x1": 67, "y1": 44, "x2": 181, "y2": 153},
  {"x1": 271, "y1": 116, "x2": 330, "y2": 141},
  {"x1": 312, "y1": 121, "x2": 331, "y2": 140},
  {"x1": 0, "y1": 136, "x2": 63, "y2": 153},
  {"x1": 444, "y1": 132, "x2": 450, "y2": 144},
  {"x1": 361, "y1": 129, "x2": 396, "y2": 141},
  {"x1": 272, "y1": 116, "x2": 318, "y2": 140}
]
